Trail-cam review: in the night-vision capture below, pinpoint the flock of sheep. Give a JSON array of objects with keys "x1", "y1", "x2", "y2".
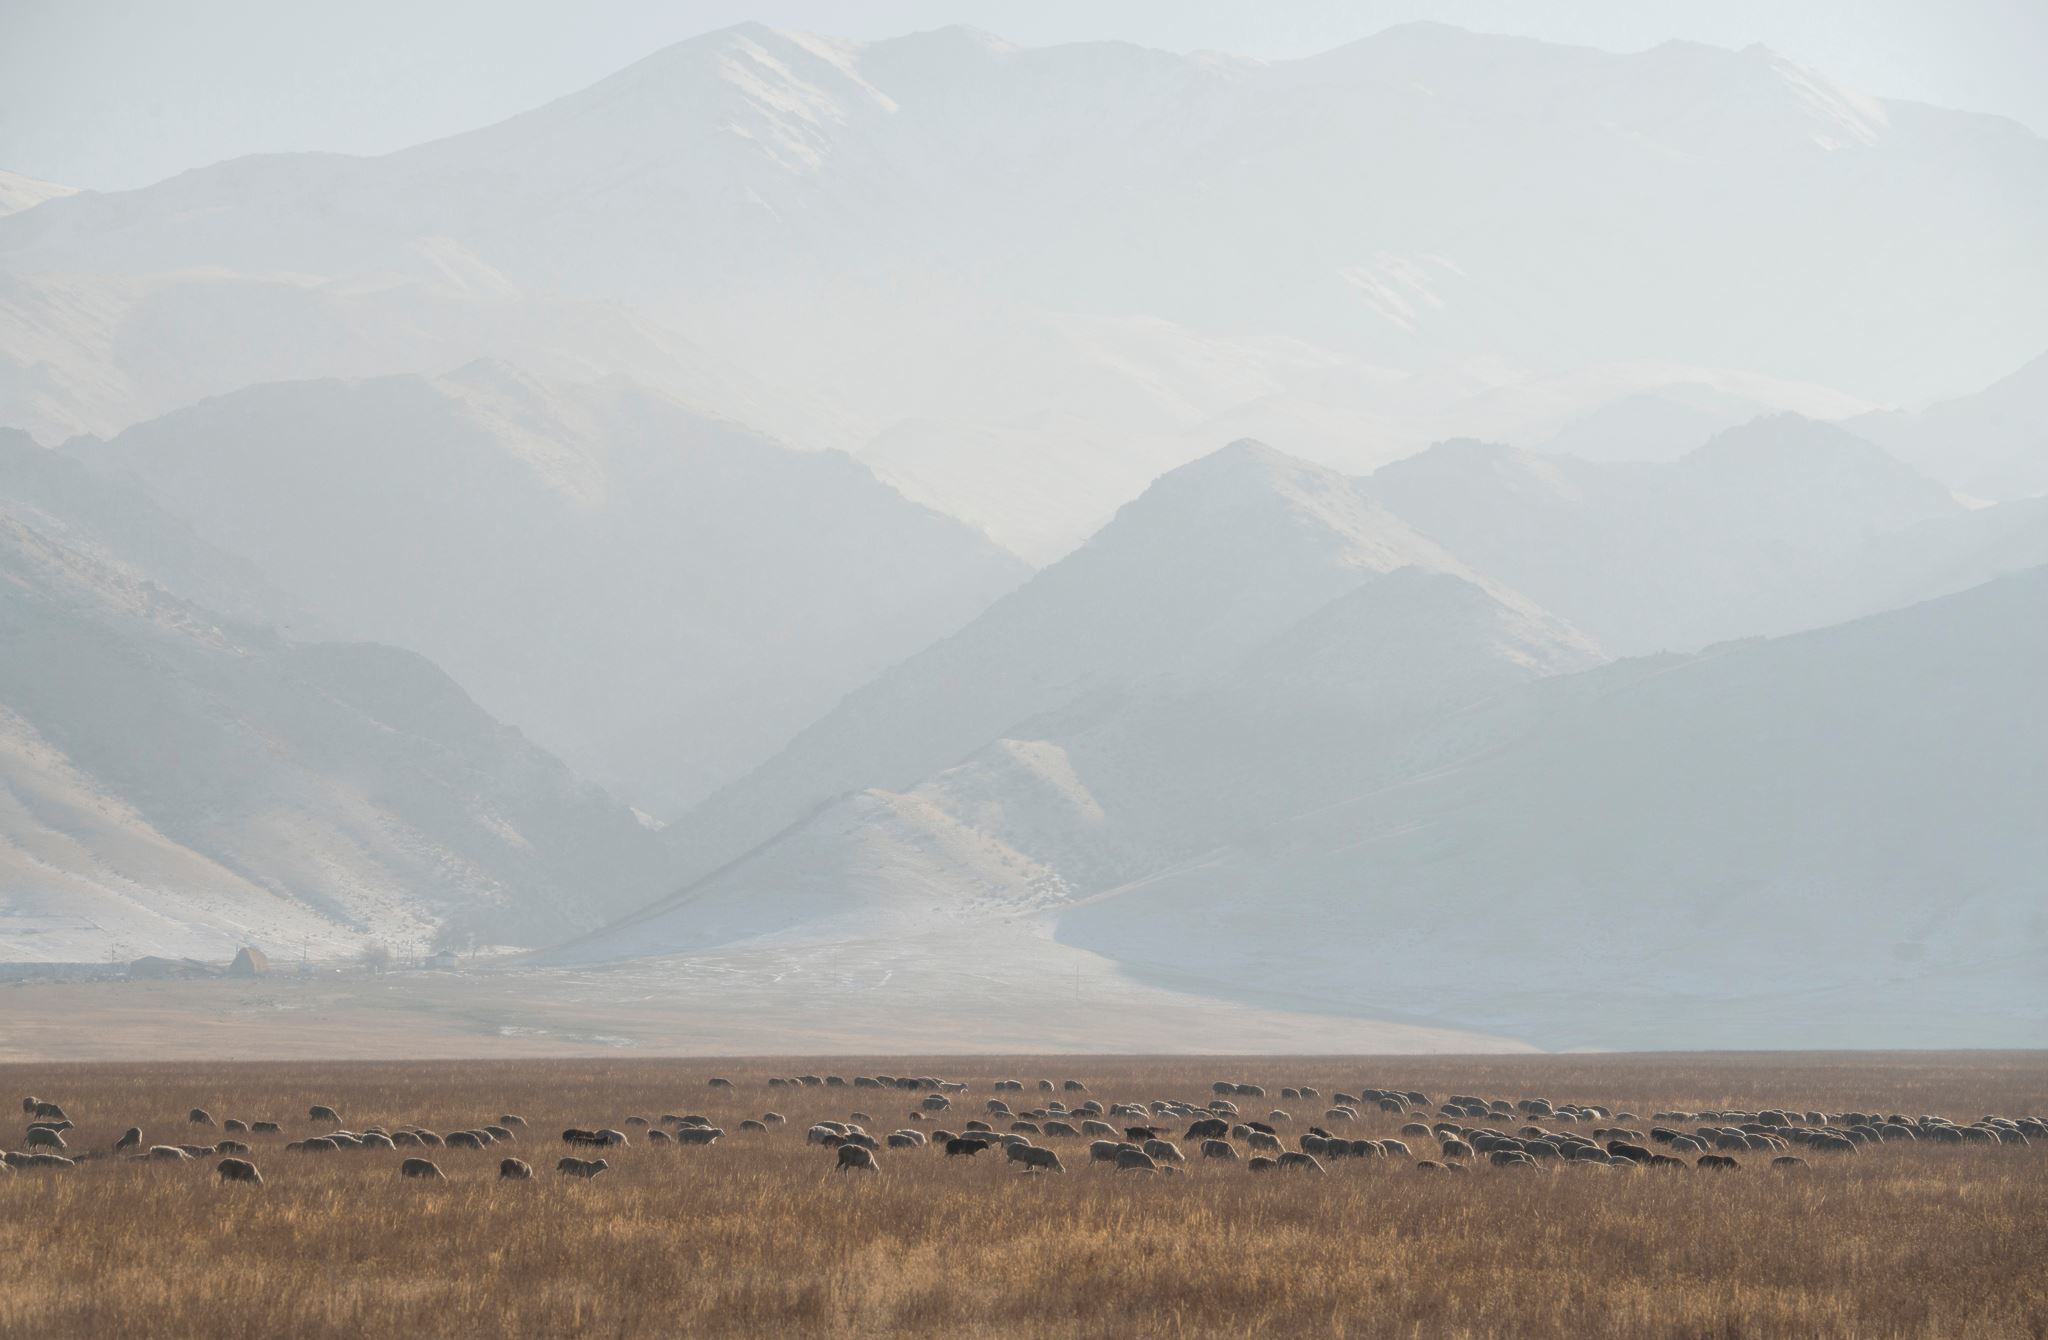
[{"x1": 8, "y1": 1074, "x2": 2041, "y2": 1189}]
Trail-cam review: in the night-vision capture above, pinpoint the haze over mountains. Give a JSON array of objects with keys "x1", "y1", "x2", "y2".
[
  {"x1": 65, "y1": 366, "x2": 1023, "y2": 813},
  {"x1": 0, "y1": 20, "x2": 2043, "y2": 1048},
  {"x1": 5, "y1": 21, "x2": 2046, "y2": 556}
]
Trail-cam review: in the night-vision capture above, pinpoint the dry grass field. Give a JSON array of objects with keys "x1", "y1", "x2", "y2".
[{"x1": 1, "y1": 1052, "x2": 2042, "y2": 1339}]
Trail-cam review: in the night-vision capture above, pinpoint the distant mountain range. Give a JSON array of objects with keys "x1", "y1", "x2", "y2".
[
  {"x1": 4, "y1": 22, "x2": 2045, "y2": 555},
  {"x1": 1, "y1": 22, "x2": 2043, "y2": 1044},
  {"x1": 64, "y1": 367, "x2": 1024, "y2": 815}
]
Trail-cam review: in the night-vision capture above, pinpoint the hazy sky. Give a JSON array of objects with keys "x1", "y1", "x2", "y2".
[{"x1": 3, "y1": 0, "x2": 2045, "y2": 189}]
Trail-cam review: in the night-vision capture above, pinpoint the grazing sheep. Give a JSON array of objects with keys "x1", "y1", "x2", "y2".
[
  {"x1": 739, "y1": 1120, "x2": 768, "y2": 1133},
  {"x1": 298, "y1": 1137, "x2": 339, "y2": 1153},
  {"x1": 675, "y1": 1127, "x2": 723, "y2": 1146},
  {"x1": 1201, "y1": 1139, "x2": 1237, "y2": 1160},
  {"x1": 1115, "y1": 1148, "x2": 1158, "y2": 1172},
  {"x1": 400, "y1": 1158, "x2": 446, "y2": 1180},
  {"x1": 500, "y1": 1158, "x2": 533, "y2": 1179},
  {"x1": 216, "y1": 1157, "x2": 263, "y2": 1185},
  {"x1": 1276, "y1": 1152, "x2": 1325, "y2": 1174},
  {"x1": 113, "y1": 1126, "x2": 142, "y2": 1152},
  {"x1": 562, "y1": 1128, "x2": 608, "y2": 1148},
  {"x1": 445, "y1": 1131, "x2": 486, "y2": 1150},
  {"x1": 1247, "y1": 1156, "x2": 1276, "y2": 1173},
  {"x1": 5, "y1": 1151, "x2": 76, "y2": 1170},
  {"x1": 222, "y1": 1119, "x2": 247, "y2": 1135},
  {"x1": 251, "y1": 1121, "x2": 283, "y2": 1135},
  {"x1": 393, "y1": 1131, "x2": 422, "y2": 1147},
  {"x1": 308, "y1": 1105, "x2": 341, "y2": 1125},
  {"x1": 215, "y1": 1140, "x2": 250, "y2": 1155},
  {"x1": 557, "y1": 1157, "x2": 610, "y2": 1179},
  {"x1": 1772, "y1": 1156, "x2": 1809, "y2": 1170},
  {"x1": 836, "y1": 1144, "x2": 878, "y2": 1172},
  {"x1": 646, "y1": 1129, "x2": 673, "y2": 1144},
  {"x1": 1697, "y1": 1155, "x2": 1741, "y2": 1171},
  {"x1": 146, "y1": 1145, "x2": 192, "y2": 1161},
  {"x1": 1184, "y1": 1117, "x2": 1229, "y2": 1140},
  {"x1": 946, "y1": 1137, "x2": 992, "y2": 1158},
  {"x1": 24, "y1": 1128, "x2": 65, "y2": 1151},
  {"x1": 1142, "y1": 1139, "x2": 1185, "y2": 1164},
  {"x1": 484, "y1": 1125, "x2": 516, "y2": 1143},
  {"x1": 1006, "y1": 1143, "x2": 1065, "y2": 1173},
  {"x1": 708, "y1": 1078, "x2": 733, "y2": 1088},
  {"x1": 27, "y1": 1100, "x2": 68, "y2": 1121},
  {"x1": 187, "y1": 1108, "x2": 214, "y2": 1126}
]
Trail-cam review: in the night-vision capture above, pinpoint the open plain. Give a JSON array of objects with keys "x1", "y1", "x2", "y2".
[{"x1": 1, "y1": 1052, "x2": 2042, "y2": 1339}]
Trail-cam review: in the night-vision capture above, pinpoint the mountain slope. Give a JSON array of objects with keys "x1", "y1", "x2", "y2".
[
  {"x1": 1057, "y1": 567, "x2": 2048, "y2": 1049},
  {"x1": 1851, "y1": 350, "x2": 2048, "y2": 501},
  {"x1": 65, "y1": 366, "x2": 1025, "y2": 814},
  {"x1": 1363, "y1": 416, "x2": 1965, "y2": 653},
  {"x1": 0, "y1": 516, "x2": 679, "y2": 961},
  {"x1": 550, "y1": 571, "x2": 1604, "y2": 1043},
  {"x1": 0, "y1": 170, "x2": 75, "y2": 218},
  {"x1": 658, "y1": 441, "x2": 1482, "y2": 884}
]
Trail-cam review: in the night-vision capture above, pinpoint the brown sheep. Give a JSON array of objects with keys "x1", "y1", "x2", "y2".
[
  {"x1": 113, "y1": 1126, "x2": 142, "y2": 1152},
  {"x1": 1201, "y1": 1139, "x2": 1237, "y2": 1160},
  {"x1": 308, "y1": 1105, "x2": 341, "y2": 1125},
  {"x1": 500, "y1": 1158, "x2": 534, "y2": 1179},
  {"x1": 557, "y1": 1157, "x2": 610, "y2": 1179},
  {"x1": 251, "y1": 1121, "x2": 283, "y2": 1135},
  {"x1": 1114, "y1": 1148, "x2": 1158, "y2": 1172},
  {"x1": 1006, "y1": 1143, "x2": 1065, "y2": 1173},
  {"x1": 400, "y1": 1157, "x2": 446, "y2": 1180},
  {"x1": 835, "y1": 1144, "x2": 879, "y2": 1172},
  {"x1": 1276, "y1": 1151, "x2": 1326, "y2": 1174},
  {"x1": 223, "y1": 1119, "x2": 248, "y2": 1135},
  {"x1": 188, "y1": 1108, "x2": 214, "y2": 1126},
  {"x1": 216, "y1": 1157, "x2": 263, "y2": 1185}
]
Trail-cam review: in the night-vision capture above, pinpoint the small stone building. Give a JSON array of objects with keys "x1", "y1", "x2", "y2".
[{"x1": 227, "y1": 946, "x2": 271, "y2": 977}]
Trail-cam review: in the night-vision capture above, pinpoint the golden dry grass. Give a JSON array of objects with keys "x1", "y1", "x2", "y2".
[{"x1": 1, "y1": 1052, "x2": 2043, "y2": 1339}]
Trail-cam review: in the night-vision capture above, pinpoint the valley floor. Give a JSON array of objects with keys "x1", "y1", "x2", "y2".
[
  {"x1": 0, "y1": 927, "x2": 1527, "y2": 1062},
  {"x1": 0, "y1": 1053, "x2": 2041, "y2": 1338}
]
